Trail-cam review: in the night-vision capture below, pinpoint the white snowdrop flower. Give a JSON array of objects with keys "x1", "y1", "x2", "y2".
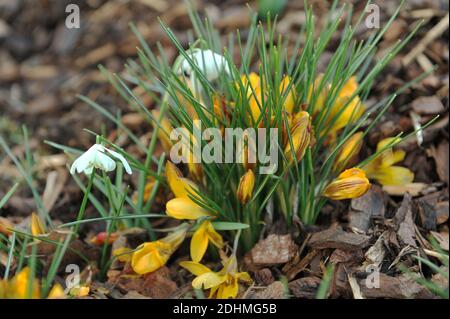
[
  {"x1": 180, "y1": 49, "x2": 230, "y2": 82},
  {"x1": 70, "y1": 144, "x2": 132, "y2": 176}
]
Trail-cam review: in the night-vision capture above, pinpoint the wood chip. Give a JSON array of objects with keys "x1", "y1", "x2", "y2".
[
  {"x1": 254, "y1": 268, "x2": 275, "y2": 286},
  {"x1": 358, "y1": 273, "x2": 433, "y2": 299},
  {"x1": 395, "y1": 193, "x2": 417, "y2": 247},
  {"x1": 349, "y1": 186, "x2": 385, "y2": 233},
  {"x1": 288, "y1": 276, "x2": 321, "y2": 299},
  {"x1": 248, "y1": 281, "x2": 286, "y2": 299},
  {"x1": 330, "y1": 249, "x2": 364, "y2": 265},
  {"x1": 249, "y1": 234, "x2": 298, "y2": 266},
  {"x1": 428, "y1": 141, "x2": 449, "y2": 184},
  {"x1": 283, "y1": 250, "x2": 320, "y2": 281},
  {"x1": 412, "y1": 96, "x2": 445, "y2": 115},
  {"x1": 365, "y1": 233, "x2": 386, "y2": 268},
  {"x1": 308, "y1": 226, "x2": 370, "y2": 251},
  {"x1": 114, "y1": 267, "x2": 177, "y2": 298}
]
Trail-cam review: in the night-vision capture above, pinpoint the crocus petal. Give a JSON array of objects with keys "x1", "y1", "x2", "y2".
[
  {"x1": 375, "y1": 137, "x2": 403, "y2": 167},
  {"x1": 192, "y1": 272, "x2": 227, "y2": 290},
  {"x1": 367, "y1": 166, "x2": 414, "y2": 186},
  {"x1": 104, "y1": 148, "x2": 132, "y2": 175},
  {"x1": 284, "y1": 111, "x2": 312, "y2": 163},
  {"x1": 9, "y1": 267, "x2": 41, "y2": 299},
  {"x1": 323, "y1": 168, "x2": 371, "y2": 200},
  {"x1": 166, "y1": 161, "x2": 199, "y2": 198},
  {"x1": 47, "y1": 284, "x2": 65, "y2": 299},
  {"x1": 280, "y1": 76, "x2": 296, "y2": 114},
  {"x1": 339, "y1": 76, "x2": 358, "y2": 97},
  {"x1": 190, "y1": 221, "x2": 209, "y2": 262},
  {"x1": 205, "y1": 221, "x2": 224, "y2": 249},
  {"x1": 331, "y1": 96, "x2": 365, "y2": 131},
  {"x1": 131, "y1": 242, "x2": 168, "y2": 275},
  {"x1": 308, "y1": 73, "x2": 330, "y2": 115},
  {"x1": 218, "y1": 277, "x2": 239, "y2": 299},
  {"x1": 174, "y1": 178, "x2": 198, "y2": 199},
  {"x1": 208, "y1": 285, "x2": 220, "y2": 299},
  {"x1": 392, "y1": 150, "x2": 406, "y2": 165},
  {"x1": 240, "y1": 72, "x2": 263, "y2": 123},
  {"x1": 333, "y1": 132, "x2": 363, "y2": 171},
  {"x1": 30, "y1": 212, "x2": 46, "y2": 236},
  {"x1": 166, "y1": 198, "x2": 212, "y2": 220},
  {"x1": 236, "y1": 272, "x2": 252, "y2": 282},
  {"x1": 179, "y1": 261, "x2": 212, "y2": 276},
  {"x1": 112, "y1": 247, "x2": 133, "y2": 263},
  {"x1": 236, "y1": 169, "x2": 256, "y2": 204}
]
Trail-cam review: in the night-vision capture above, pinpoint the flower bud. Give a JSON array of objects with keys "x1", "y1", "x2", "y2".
[
  {"x1": 323, "y1": 168, "x2": 371, "y2": 200},
  {"x1": 30, "y1": 212, "x2": 46, "y2": 236},
  {"x1": 237, "y1": 169, "x2": 256, "y2": 205},
  {"x1": 151, "y1": 110, "x2": 174, "y2": 153},
  {"x1": 284, "y1": 111, "x2": 312, "y2": 163},
  {"x1": 333, "y1": 132, "x2": 363, "y2": 171}
]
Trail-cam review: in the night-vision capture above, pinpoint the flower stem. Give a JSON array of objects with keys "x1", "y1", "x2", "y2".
[{"x1": 73, "y1": 172, "x2": 95, "y2": 235}]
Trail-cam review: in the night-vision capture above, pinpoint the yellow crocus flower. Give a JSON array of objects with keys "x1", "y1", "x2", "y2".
[
  {"x1": 180, "y1": 255, "x2": 252, "y2": 299},
  {"x1": 236, "y1": 169, "x2": 255, "y2": 205},
  {"x1": 165, "y1": 160, "x2": 221, "y2": 262},
  {"x1": 308, "y1": 73, "x2": 331, "y2": 116},
  {"x1": 68, "y1": 286, "x2": 90, "y2": 298},
  {"x1": 2, "y1": 267, "x2": 64, "y2": 299},
  {"x1": 165, "y1": 161, "x2": 212, "y2": 220},
  {"x1": 166, "y1": 161, "x2": 199, "y2": 198},
  {"x1": 284, "y1": 111, "x2": 312, "y2": 163},
  {"x1": 47, "y1": 283, "x2": 65, "y2": 299},
  {"x1": 175, "y1": 76, "x2": 200, "y2": 120},
  {"x1": 188, "y1": 161, "x2": 204, "y2": 182},
  {"x1": 131, "y1": 226, "x2": 188, "y2": 275},
  {"x1": 8, "y1": 267, "x2": 40, "y2": 299},
  {"x1": 112, "y1": 247, "x2": 134, "y2": 263},
  {"x1": 327, "y1": 76, "x2": 365, "y2": 138},
  {"x1": 279, "y1": 76, "x2": 296, "y2": 114},
  {"x1": 132, "y1": 178, "x2": 157, "y2": 204},
  {"x1": 333, "y1": 132, "x2": 364, "y2": 172},
  {"x1": 131, "y1": 241, "x2": 172, "y2": 274},
  {"x1": 309, "y1": 75, "x2": 365, "y2": 142},
  {"x1": 190, "y1": 220, "x2": 224, "y2": 262},
  {"x1": 362, "y1": 137, "x2": 414, "y2": 186},
  {"x1": 241, "y1": 140, "x2": 257, "y2": 171},
  {"x1": 323, "y1": 168, "x2": 371, "y2": 200},
  {"x1": 151, "y1": 110, "x2": 174, "y2": 154},
  {"x1": 241, "y1": 72, "x2": 263, "y2": 123},
  {"x1": 0, "y1": 279, "x2": 7, "y2": 298},
  {"x1": 241, "y1": 73, "x2": 297, "y2": 124},
  {"x1": 30, "y1": 212, "x2": 46, "y2": 237},
  {"x1": 166, "y1": 198, "x2": 212, "y2": 220}
]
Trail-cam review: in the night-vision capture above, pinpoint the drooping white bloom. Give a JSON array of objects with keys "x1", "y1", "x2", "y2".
[
  {"x1": 179, "y1": 49, "x2": 230, "y2": 82},
  {"x1": 70, "y1": 144, "x2": 132, "y2": 175}
]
